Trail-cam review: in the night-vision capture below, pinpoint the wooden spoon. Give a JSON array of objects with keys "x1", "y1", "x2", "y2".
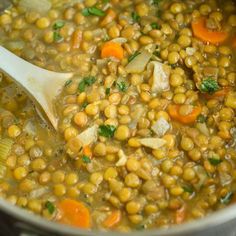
[{"x1": 0, "y1": 46, "x2": 73, "y2": 129}]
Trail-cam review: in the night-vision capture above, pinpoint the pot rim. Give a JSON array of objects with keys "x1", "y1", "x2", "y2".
[{"x1": 0, "y1": 198, "x2": 235, "y2": 235}]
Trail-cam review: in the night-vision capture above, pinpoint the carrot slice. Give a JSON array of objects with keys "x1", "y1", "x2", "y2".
[
  {"x1": 168, "y1": 104, "x2": 202, "y2": 124},
  {"x1": 100, "y1": 9, "x2": 117, "y2": 27},
  {"x1": 71, "y1": 29, "x2": 82, "y2": 49},
  {"x1": 204, "y1": 87, "x2": 230, "y2": 100},
  {"x1": 103, "y1": 210, "x2": 121, "y2": 228},
  {"x1": 175, "y1": 205, "x2": 186, "y2": 224},
  {"x1": 101, "y1": 41, "x2": 124, "y2": 60},
  {"x1": 57, "y1": 199, "x2": 91, "y2": 229},
  {"x1": 83, "y1": 145, "x2": 92, "y2": 157},
  {"x1": 192, "y1": 17, "x2": 228, "y2": 45}
]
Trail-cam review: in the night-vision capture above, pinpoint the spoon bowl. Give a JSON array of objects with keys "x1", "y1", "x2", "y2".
[{"x1": 0, "y1": 46, "x2": 73, "y2": 129}]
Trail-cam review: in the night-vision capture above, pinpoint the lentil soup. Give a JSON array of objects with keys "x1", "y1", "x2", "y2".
[{"x1": 0, "y1": 0, "x2": 236, "y2": 232}]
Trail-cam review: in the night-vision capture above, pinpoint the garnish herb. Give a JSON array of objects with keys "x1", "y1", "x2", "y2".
[
  {"x1": 53, "y1": 31, "x2": 63, "y2": 42},
  {"x1": 220, "y1": 192, "x2": 233, "y2": 204},
  {"x1": 105, "y1": 88, "x2": 110, "y2": 95},
  {"x1": 53, "y1": 21, "x2": 65, "y2": 30},
  {"x1": 128, "y1": 51, "x2": 140, "y2": 62},
  {"x1": 81, "y1": 102, "x2": 88, "y2": 109},
  {"x1": 131, "y1": 12, "x2": 140, "y2": 22},
  {"x1": 197, "y1": 114, "x2": 207, "y2": 123},
  {"x1": 78, "y1": 76, "x2": 96, "y2": 92},
  {"x1": 82, "y1": 155, "x2": 91, "y2": 164},
  {"x1": 208, "y1": 158, "x2": 222, "y2": 166},
  {"x1": 64, "y1": 80, "x2": 72, "y2": 87},
  {"x1": 82, "y1": 7, "x2": 105, "y2": 17},
  {"x1": 117, "y1": 81, "x2": 128, "y2": 92},
  {"x1": 200, "y1": 78, "x2": 220, "y2": 94},
  {"x1": 98, "y1": 125, "x2": 116, "y2": 138},
  {"x1": 150, "y1": 22, "x2": 160, "y2": 29},
  {"x1": 45, "y1": 201, "x2": 55, "y2": 214},
  {"x1": 152, "y1": 0, "x2": 162, "y2": 5},
  {"x1": 183, "y1": 186, "x2": 194, "y2": 194}
]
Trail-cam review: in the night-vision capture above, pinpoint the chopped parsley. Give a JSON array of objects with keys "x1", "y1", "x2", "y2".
[
  {"x1": 131, "y1": 12, "x2": 140, "y2": 22},
  {"x1": 208, "y1": 157, "x2": 222, "y2": 166},
  {"x1": 197, "y1": 114, "x2": 207, "y2": 123},
  {"x1": 128, "y1": 51, "x2": 141, "y2": 62},
  {"x1": 98, "y1": 125, "x2": 116, "y2": 138},
  {"x1": 53, "y1": 31, "x2": 63, "y2": 42},
  {"x1": 45, "y1": 201, "x2": 55, "y2": 214},
  {"x1": 200, "y1": 78, "x2": 220, "y2": 94},
  {"x1": 78, "y1": 76, "x2": 96, "y2": 92},
  {"x1": 82, "y1": 155, "x2": 91, "y2": 163},
  {"x1": 64, "y1": 79, "x2": 72, "y2": 87},
  {"x1": 183, "y1": 186, "x2": 194, "y2": 194},
  {"x1": 220, "y1": 192, "x2": 233, "y2": 204},
  {"x1": 150, "y1": 22, "x2": 160, "y2": 29},
  {"x1": 82, "y1": 7, "x2": 105, "y2": 17},
  {"x1": 105, "y1": 88, "x2": 110, "y2": 95},
  {"x1": 117, "y1": 81, "x2": 128, "y2": 92},
  {"x1": 53, "y1": 21, "x2": 65, "y2": 30},
  {"x1": 81, "y1": 102, "x2": 88, "y2": 109}
]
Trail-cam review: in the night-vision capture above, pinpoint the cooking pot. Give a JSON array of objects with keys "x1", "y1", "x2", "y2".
[{"x1": 0, "y1": 197, "x2": 236, "y2": 236}]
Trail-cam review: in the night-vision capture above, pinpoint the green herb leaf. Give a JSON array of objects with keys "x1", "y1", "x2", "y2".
[
  {"x1": 98, "y1": 125, "x2": 116, "y2": 138},
  {"x1": 53, "y1": 31, "x2": 63, "y2": 42},
  {"x1": 53, "y1": 21, "x2": 65, "y2": 30},
  {"x1": 45, "y1": 201, "x2": 55, "y2": 214},
  {"x1": 131, "y1": 12, "x2": 140, "y2": 22},
  {"x1": 208, "y1": 158, "x2": 222, "y2": 166},
  {"x1": 128, "y1": 51, "x2": 141, "y2": 62},
  {"x1": 78, "y1": 76, "x2": 96, "y2": 92},
  {"x1": 117, "y1": 81, "x2": 128, "y2": 92},
  {"x1": 152, "y1": 0, "x2": 162, "y2": 5},
  {"x1": 197, "y1": 114, "x2": 207, "y2": 123},
  {"x1": 64, "y1": 80, "x2": 72, "y2": 87},
  {"x1": 82, "y1": 7, "x2": 105, "y2": 17},
  {"x1": 81, "y1": 102, "x2": 88, "y2": 109},
  {"x1": 82, "y1": 155, "x2": 91, "y2": 164},
  {"x1": 200, "y1": 78, "x2": 220, "y2": 94},
  {"x1": 183, "y1": 186, "x2": 194, "y2": 194},
  {"x1": 105, "y1": 88, "x2": 110, "y2": 95},
  {"x1": 150, "y1": 22, "x2": 160, "y2": 29},
  {"x1": 220, "y1": 192, "x2": 233, "y2": 204}
]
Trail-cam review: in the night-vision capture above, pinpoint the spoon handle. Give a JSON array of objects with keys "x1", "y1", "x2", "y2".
[{"x1": 0, "y1": 46, "x2": 73, "y2": 129}]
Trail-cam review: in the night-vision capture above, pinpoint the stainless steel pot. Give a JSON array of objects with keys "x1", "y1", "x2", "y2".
[{"x1": 0, "y1": 198, "x2": 236, "y2": 236}]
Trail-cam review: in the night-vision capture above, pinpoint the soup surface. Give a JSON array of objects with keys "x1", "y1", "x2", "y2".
[{"x1": 0, "y1": 0, "x2": 236, "y2": 231}]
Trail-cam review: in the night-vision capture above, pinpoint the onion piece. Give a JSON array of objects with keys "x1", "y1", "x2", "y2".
[
  {"x1": 19, "y1": 0, "x2": 51, "y2": 13},
  {"x1": 29, "y1": 187, "x2": 49, "y2": 199},
  {"x1": 110, "y1": 37, "x2": 127, "y2": 44},
  {"x1": 193, "y1": 165, "x2": 207, "y2": 190},
  {"x1": 139, "y1": 138, "x2": 166, "y2": 149},
  {"x1": 77, "y1": 125, "x2": 98, "y2": 146},
  {"x1": 151, "y1": 117, "x2": 170, "y2": 137},
  {"x1": 125, "y1": 49, "x2": 152, "y2": 74},
  {"x1": 129, "y1": 104, "x2": 147, "y2": 129},
  {"x1": 186, "y1": 47, "x2": 196, "y2": 56},
  {"x1": 219, "y1": 172, "x2": 232, "y2": 186},
  {"x1": 148, "y1": 61, "x2": 170, "y2": 93},
  {"x1": 196, "y1": 123, "x2": 209, "y2": 136},
  {"x1": 116, "y1": 150, "x2": 127, "y2": 166}
]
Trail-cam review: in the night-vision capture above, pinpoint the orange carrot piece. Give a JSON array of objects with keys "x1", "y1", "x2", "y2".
[
  {"x1": 192, "y1": 17, "x2": 228, "y2": 45},
  {"x1": 175, "y1": 205, "x2": 186, "y2": 224},
  {"x1": 103, "y1": 210, "x2": 121, "y2": 228},
  {"x1": 204, "y1": 87, "x2": 230, "y2": 100},
  {"x1": 71, "y1": 29, "x2": 82, "y2": 49},
  {"x1": 168, "y1": 104, "x2": 202, "y2": 124},
  {"x1": 83, "y1": 145, "x2": 92, "y2": 157},
  {"x1": 57, "y1": 199, "x2": 91, "y2": 229},
  {"x1": 100, "y1": 9, "x2": 117, "y2": 27},
  {"x1": 101, "y1": 41, "x2": 124, "y2": 60}
]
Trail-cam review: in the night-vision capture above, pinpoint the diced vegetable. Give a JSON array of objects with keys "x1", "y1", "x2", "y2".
[
  {"x1": 45, "y1": 201, "x2": 56, "y2": 214},
  {"x1": 175, "y1": 205, "x2": 186, "y2": 224},
  {"x1": 71, "y1": 29, "x2": 82, "y2": 49},
  {"x1": 117, "y1": 81, "x2": 128, "y2": 92},
  {"x1": 204, "y1": 87, "x2": 229, "y2": 100},
  {"x1": 98, "y1": 125, "x2": 116, "y2": 138},
  {"x1": 116, "y1": 150, "x2": 127, "y2": 166},
  {"x1": 82, "y1": 7, "x2": 105, "y2": 17},
  {"x1": 103, "y1": 210, "x2": 121, "y2": 228},
  {"x1": 29, "y1": 187, "x2": 49, "y2": 199},
  {"x1": 196, "y1": 114, "x2": 207, "y2": 123},
  {"x1": 83, "y1": 146, "x2": 92, "y2": 157},
  {"x1": 82, "y1": 155, "x2": 91, "y2": 164},
  {"x1": 139, "y1": 138, "x2": 166, "y2": 149},
  {"x1": 220, "y1": 192, "x2": 233, "y2": 204},
  {"x1": 101, "y1": 41, "x2": 124, "y2": 60},
  {"x1": 19, "y1": 0, "x2": 51, "y2": 13},
  {"x1": 192, "y1": 17, "x2": 228, "y2": 44},
  {"x1": 0, "y1": 138, "x2": 13, "y2": 177},
  {"x1": 77, "y1": 125, "x2": 98, "y2": 146},
  {"x1": 100, "y1": 9, "x2": 117, "y2": 26},
  {"x1": 125, "y1": 49, "x2": 153, "y2": 74},
  {"x1": 200, "y1": 78, "x2": 219, "y2": 94},
  {"x1": 208, "y1": 157, "x2": 222, "y2": 166},
  {"x1": 193, "y1": 165, "x2": 207, "y2": 190},
  {"x1": 58, "y1": 199, "x2": 91, "y2": 228},
  {"x1": 78, "y1": 76, "x2": 96, "y2": 92},
  {"x1": 168, "y1": 104, "x2": 202, "y2": 124},
  {"x1": 128, "y1": 51, "x2": 141, "y2": 63},
  {"x1": 131, "y1": 12, "x2": 140, "y2": 22},
  {"x1": 196, "y1": 123, "x2": 209, "y2": 136},
  {"x1": 151, "y1": 117, "x2": 170, "y2": 137},
  {"x1": 148, "y1": 61, "x2": 170, "y2": 93}
]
